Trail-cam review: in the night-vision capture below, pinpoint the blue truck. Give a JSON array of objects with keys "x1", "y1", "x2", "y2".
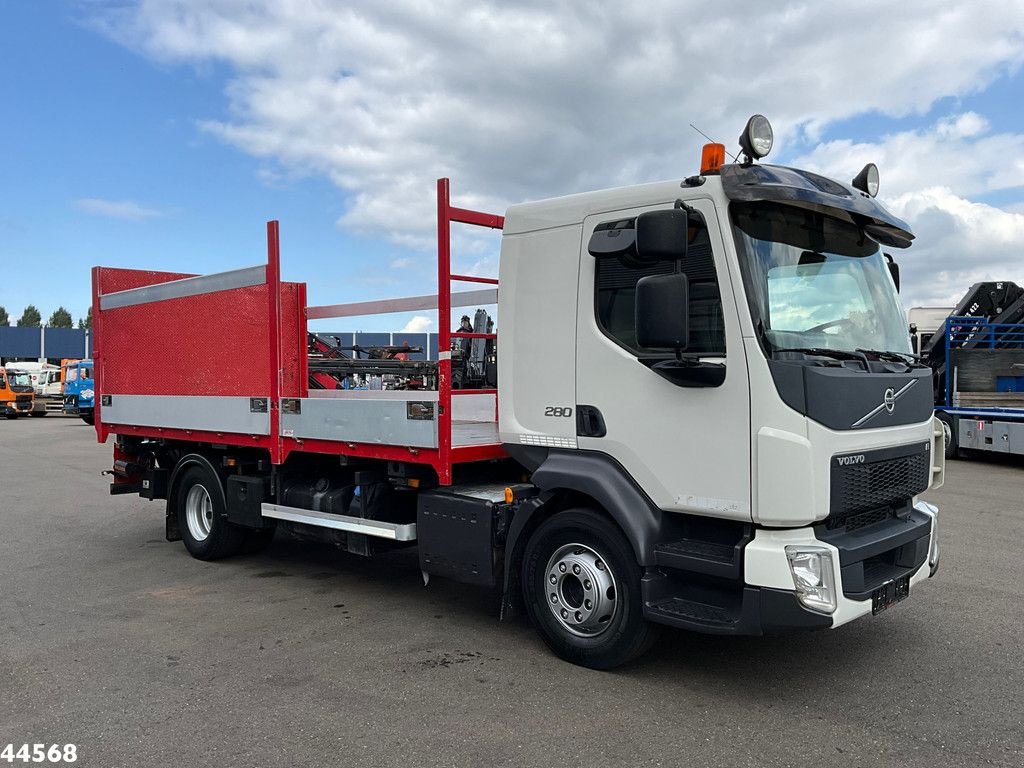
[
  {"x1": 62, "y1": 359, "x2": 95, "y2": 425},
  {"x1": 923, "y1": 282, "x2": 1024, "y2": 458}
]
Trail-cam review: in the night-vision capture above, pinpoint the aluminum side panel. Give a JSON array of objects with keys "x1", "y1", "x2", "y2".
[
  {"x1": 102, "y1": 395, "x2": 270, "y2": 434},
  {"x1": 280, "y1": 398, "x2": 438, "y2": 448}
]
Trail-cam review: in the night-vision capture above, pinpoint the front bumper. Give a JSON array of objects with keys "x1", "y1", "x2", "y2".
[
  {"x1": 744, "y1": 500, "x2": 937, "y2": 629},
  {"x1": 643, "y1": 500, "x2": 938, "y2": 634}
]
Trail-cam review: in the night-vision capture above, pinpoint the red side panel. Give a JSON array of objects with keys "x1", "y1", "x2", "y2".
[
  {"x1": 279, "y1": 281, "x2": 306, "y2": 398},
  {"x1": 94, "y1": 267, "x2": 306, "y2": 399}
]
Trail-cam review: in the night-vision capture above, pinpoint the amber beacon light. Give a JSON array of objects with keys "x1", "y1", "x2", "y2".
[{"x1": 700, "y1": 143, "x2": 726, "y2": 174}]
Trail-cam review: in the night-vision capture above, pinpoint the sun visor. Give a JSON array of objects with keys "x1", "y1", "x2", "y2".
[{"x1": 721, "y1": 164, "x2": 915, "y2": 248}]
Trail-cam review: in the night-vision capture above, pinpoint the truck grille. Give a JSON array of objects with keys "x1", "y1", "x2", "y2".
[
  {"x1": 828, "y1": 444, "x2": 931, "y2": 528},
  {"x1": 16, "y1": 395, "x2": 32, "y2": 404}
]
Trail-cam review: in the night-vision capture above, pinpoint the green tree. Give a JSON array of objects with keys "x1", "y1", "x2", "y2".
[
  {"x1": 78, "y1": 306, "x2": 93, "y2": 330},
  {"x1": 0, "y1": 306, "x2": 8, "y2": 326},
  {"x1": 48, "y1": 306, "x2": 73, "y2": 328},
  {"x1": 17, "y1": 305, "x2": 41, "y2": 327}
]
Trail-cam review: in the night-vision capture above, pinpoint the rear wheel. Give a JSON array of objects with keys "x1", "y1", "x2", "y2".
[
  {"x1": 521, "y1": 508, "x2": 657, "y2": 669},
  {"x1": 176, "y1": 465, "x2": 245, "y2": 560}
]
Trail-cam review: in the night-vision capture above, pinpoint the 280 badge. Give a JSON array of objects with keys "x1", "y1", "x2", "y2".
[{"x1": 543, "y1": 406, "x2": 573, "y2": 418}]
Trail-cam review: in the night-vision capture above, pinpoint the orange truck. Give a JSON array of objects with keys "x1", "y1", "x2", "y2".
[{"x1": 0, "y1": 368, "x2": 34, "y2": 419}]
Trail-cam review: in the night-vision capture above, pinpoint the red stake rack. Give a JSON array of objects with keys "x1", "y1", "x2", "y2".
[{"x1": 436, "y1": 178, "x2": 504, "y2": 484}]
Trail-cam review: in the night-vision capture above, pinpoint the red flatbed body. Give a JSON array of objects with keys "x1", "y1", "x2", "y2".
[{"x1": 92, "y1": 181, "x2": 505, "y2": 484}]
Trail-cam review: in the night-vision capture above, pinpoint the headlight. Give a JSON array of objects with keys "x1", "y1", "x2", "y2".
[{"x1": 785, "y1": 546, "x2": 837, "y2": 614}]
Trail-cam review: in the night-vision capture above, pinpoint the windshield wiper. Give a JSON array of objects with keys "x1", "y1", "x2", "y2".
[
  {"x1": 771, "y1": 346, "x2": 868, "y2": 363},
  {"x1": 855, "y1": 348, "x2": 926, "y2": 366}
]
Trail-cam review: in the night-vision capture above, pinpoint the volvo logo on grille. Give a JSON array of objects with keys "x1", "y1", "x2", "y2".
[
  {"x1": 851, "y1": 379, "x2": 918, "y2": 428},
  {"x1": 837, "y1": 454, "x2": 866, "y2": 465},
  {"x1": 883, "y1": 387, "x2": 896, "y2": 414}
]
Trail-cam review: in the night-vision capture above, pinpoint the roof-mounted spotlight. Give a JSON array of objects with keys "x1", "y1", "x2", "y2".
[
  {"x1": 852, "y1": 163, "x2": 880, "y2": 197},
  {"x1": 739, "y1": 114, "x2": 773, "y2": 162}
]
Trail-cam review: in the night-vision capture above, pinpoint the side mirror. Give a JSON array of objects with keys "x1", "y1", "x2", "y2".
[
  {"x1": 884, "y1": 253, "x2": 900, "y2": 292},
  {"x1": 635, "y1": 209, "x2": 689, "y2": 263},
  {"x1": 636, "y1": 273, "x2": 689, "y2": 349}
]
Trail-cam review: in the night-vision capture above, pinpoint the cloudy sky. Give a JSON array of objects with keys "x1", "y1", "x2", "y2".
[{"x1": 1, "y1": 1, "x2": 1023, "y2": 332}]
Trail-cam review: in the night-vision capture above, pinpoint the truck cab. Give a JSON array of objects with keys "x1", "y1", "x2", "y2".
[
  {"x1": 497, "y1": 118, "x2": 942, "y2": 651},
  {"x1": 0, "y1": 368, "x2": 35, "y2": 419},
  {"x1": 62, "y1": 359, "x2": 95, "y2": 424}
]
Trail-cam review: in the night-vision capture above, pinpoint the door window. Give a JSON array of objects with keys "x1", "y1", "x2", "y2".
[{"x1": 594, "y1": 217, "x2": 726, "y2": 356}]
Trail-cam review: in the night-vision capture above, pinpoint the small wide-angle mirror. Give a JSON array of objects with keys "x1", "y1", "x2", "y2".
[{"x1": 588, "y1": 219, "x2": 636, "y2": 258}]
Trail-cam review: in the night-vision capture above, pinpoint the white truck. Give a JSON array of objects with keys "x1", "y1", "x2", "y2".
[{"x1": 95, "y1": 115, "x2": 943, "y2": 669}]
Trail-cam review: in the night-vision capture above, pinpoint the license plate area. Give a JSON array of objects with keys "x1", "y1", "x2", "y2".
[{"x1": 872, "y1": 574, "x2": 910, "y2": 615}]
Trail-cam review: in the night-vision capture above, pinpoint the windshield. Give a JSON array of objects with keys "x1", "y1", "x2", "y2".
[
  {"x1": 65, "y1": 366, "x2": 78, "y2": 382},
  {"x1": 7, "y1": 371, "x2": 32, "y2": 387},
  {"x1": 731, "y1": 201, "x2": 911, "y2": 355}
]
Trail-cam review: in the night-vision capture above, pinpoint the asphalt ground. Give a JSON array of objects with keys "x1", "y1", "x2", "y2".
[{"x1": 1, "y1": 416, "x2": 1021, "y2": 768}]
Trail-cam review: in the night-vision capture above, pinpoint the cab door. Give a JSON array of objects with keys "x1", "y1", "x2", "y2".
[{"x1": 574, "y1": 198, "x2": 752, "y2": 521}]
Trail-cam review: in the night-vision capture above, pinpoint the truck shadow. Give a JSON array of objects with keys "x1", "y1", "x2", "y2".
[{"x1": 229, "y1": 529, "x2": 925, "y2": 690}]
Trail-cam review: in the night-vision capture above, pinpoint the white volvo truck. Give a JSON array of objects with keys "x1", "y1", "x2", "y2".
[{"x1": 97, "y1": 115, "x2": 943, "y2": 669}]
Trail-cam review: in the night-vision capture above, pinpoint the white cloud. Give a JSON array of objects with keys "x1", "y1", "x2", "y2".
[
  {"x1": 91, "y1": 2, "x2": 1024, "y2": 314},
  {"x1": 791, "y1": 111, "x2": 1024, "y2": 200},
  {"x1": 401, "y1": 315, "x2": 433, "y2": 333},
  {"x1": 73, "y1": 197, "x2": 167, "y2": 221},
  {"x1": 94, "y1": 1, "x2": 1024, "y2": 246},
  {"x1": 389, "y1": 257, "x2": 414, "y2": 270},
  {"x1": 885, "y1": 188, "x2": 1024, "y2": 308}
]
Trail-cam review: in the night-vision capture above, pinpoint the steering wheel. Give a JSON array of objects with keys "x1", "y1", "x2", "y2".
[{"x1": 805, "y1": 318, "x2": 855, "y2": 334}]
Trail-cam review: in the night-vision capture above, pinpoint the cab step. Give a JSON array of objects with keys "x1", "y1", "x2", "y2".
[
  {"x1": 645, "y1": 597, "x2": 740, "y2": 629},
  {"x1": 653, "y1": 536, "x2": 746, "y2": 580}
]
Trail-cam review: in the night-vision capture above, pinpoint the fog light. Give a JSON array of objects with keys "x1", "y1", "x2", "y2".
[{"x1": 785, "y1": 546, "x2": 837, "y2": 614}]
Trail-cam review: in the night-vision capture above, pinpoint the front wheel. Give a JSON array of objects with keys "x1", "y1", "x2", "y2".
[
  {"x1": 80, "y1": 412, "x2": 94, "y2": 426},
  {"x1": 175, "y1": 465, "x2": 245, "y2": 560},
  {"x1": 5, "y1": 412, "x2": 17, "y2": 420},
  {"x1": 521, "y1": 508, "x2": 657, "y2": 669}
]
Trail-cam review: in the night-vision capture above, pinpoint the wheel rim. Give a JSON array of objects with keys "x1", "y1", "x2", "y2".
[
  {"x1": 185, "y1": 484, "x2": 214, "y2": 542},
  {"x1": 543, "y1": 543, "x2": 618, "y2": 637}
]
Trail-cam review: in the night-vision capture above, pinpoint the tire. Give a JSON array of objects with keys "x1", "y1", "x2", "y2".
[
  {"x1": 521, "y1": 508, "x2": 657, "y2": 670},
  {"x1": 5, "y1": 413, "x2": 17, "y2": 420},
  {"x1": 81, "y1": 413, "x2": 94, "y2": 426},
  {"x1": 175, "y1": 465, "x2": 245, "y2": 560},
  {"x1": 31, "y1": 410, "x2": 47, "y2": 417},
  {"x1": 936, "y1": 412, "x2": 957, "y2": 460}
]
